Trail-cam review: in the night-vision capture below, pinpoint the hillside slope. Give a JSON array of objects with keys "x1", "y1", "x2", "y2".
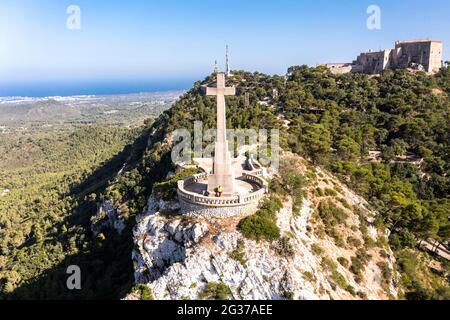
[
  {"x1": 3, "y1": 66, "x2": 448, "y2": 300},
  {"x1": 129, "y1": 152, "x2": 397, "y2": 300},
  {"x1": 124, "y1": 67, "x2": 449, "y2": 300}
]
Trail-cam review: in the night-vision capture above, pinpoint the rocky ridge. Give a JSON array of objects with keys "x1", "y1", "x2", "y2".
[{"x1": 130, "y1": 154, "x2": 399, "y2": 300}]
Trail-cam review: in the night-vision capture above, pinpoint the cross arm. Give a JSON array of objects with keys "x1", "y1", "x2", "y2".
[
  {"x1": 206, "y1": 87, "x2": 236, "y2": 96},
  {"x1": 223, "y1": 87, "x2": 236, "y2": 96},
  {"x1": 206, "y1": 87, "x2": 218, "y2": 96}
]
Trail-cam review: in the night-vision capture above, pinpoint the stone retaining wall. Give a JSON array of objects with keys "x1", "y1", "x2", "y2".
[{"x1": 179, "y1": 198, "x2": 259, "y2": 218}]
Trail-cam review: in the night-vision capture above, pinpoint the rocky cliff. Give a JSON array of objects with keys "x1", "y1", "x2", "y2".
[{"x1": 129, "y1": 153, "x2": 399, "y2": 300}]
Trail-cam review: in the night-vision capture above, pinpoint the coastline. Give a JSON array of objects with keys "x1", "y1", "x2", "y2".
[{"x1": 0, "y1": 90, "x2": 186, "y2": 104}]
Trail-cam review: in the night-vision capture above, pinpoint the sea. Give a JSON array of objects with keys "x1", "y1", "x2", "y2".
[{"x1": 0, "y1": 78, "x2": 195, "y2": 99}]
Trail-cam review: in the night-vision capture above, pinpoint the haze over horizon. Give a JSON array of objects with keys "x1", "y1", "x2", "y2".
[{"x1": 1, "y1": 0, "x2": 449, "y2": 96}]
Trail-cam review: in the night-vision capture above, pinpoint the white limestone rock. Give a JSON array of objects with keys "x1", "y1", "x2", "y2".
[
  {"x1": 91, "y1": 200, "x2": 125, "y2": 235},
  {"x1": 132, "y1": 173, "x2": 398, "y2": 300}
]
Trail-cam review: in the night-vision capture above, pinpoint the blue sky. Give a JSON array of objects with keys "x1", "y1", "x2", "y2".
[{"x1": 0, "y1": 0, "x2": 449, "y2": 83}]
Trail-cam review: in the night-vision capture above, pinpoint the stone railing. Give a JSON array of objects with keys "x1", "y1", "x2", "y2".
[
  {"x1": 245, "y1": 168, "x2": 263, "y2": 177},
  {"x1": 177, "y1": 184, "x2": 241, "y2": 207},
  {"x1": 182, "y1": 172, "x2": 208, "y2": 186},
  {"x1": 242, "y1": 173, "x2": 266, "y2": 188},
  {"x1": 177, "y1": 172, "x2": 267, "y2": 207},
  {"x1": 242, "y1": 188, "x2": 266, "y2": 203}
]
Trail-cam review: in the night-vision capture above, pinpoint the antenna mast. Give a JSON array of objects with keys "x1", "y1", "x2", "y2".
[{"x1": 226, "y1": 45, "x2": 230, "y2": 75}]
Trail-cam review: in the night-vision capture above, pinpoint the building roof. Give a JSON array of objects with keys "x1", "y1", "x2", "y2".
[{"x1": 396, "y1": 39, "x2": 442, "y2": 44}]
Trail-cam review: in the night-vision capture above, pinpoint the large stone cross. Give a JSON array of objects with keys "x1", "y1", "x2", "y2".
[
  {"x1": 206, "y1": 73, "x2": 236, "y2": 195},
  {"x1": 206, "y1": 73, "x2": 235, "y2": 143}
]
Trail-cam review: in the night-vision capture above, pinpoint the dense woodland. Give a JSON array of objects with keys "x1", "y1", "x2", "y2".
[
  {"x1": 0, "y1": 126, "x2": 145, "y2": 298},
  {"x1": 154, "y1": 66, "x2": 450, "y2": 299},
  {"x1": 0, "y1": 65, "x2": 449, "y2": 299}
]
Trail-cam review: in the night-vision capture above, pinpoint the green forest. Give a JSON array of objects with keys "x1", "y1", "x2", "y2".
[{"x1": 0, "y1": 65, "x2": 449, "y2": 300}]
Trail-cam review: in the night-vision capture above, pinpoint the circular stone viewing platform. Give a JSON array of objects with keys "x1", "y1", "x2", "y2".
[{"x1": 177, "y1": 171, "x2": 268, "y2": 218}]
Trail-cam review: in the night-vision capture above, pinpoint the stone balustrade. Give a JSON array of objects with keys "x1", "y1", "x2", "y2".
[
  {"x1": 253, "y1": 169, "x2": 264, "y2": 176},
  {"x1": 242, "y1": 172, "x2": 266, "y2": 187},
  {"x1": 182, "y1": 172, "x2": 208, "y2": 187},
  {"x1": 177, "y1": 172, "x2": 267, "y2": 208}
]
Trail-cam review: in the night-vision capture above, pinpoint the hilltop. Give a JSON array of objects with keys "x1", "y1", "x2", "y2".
[
  {"x1": 125, "y1": 66, "x2": 449, "y2": 300},
  {"x1": 1, "y1": 66, "x2": 449, "y2": 300},
  {"x1": 130, "y1": 151, "x2": 397, "y2": 300}
]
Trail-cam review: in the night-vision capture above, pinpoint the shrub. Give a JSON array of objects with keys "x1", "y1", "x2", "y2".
[
  {"x1": 337, "y1": 257, "x2": 349, "y2": 268},
  {"x1": 318, "y1": 200, "x2": 348, "y2": 227},
  {"x1": 363, "y1": 235, "x2": 377, "y2": 248},
  {"x1": 153, "y1": 167, "x2": 198, "y2": 200},
  {"x1": 279, "y1": 166, "x2": 307, "y2": 214},
  {"x1": 346, "y1": 285, "x2": 356, "y2": 296},
  {"x1": 228, "y1": 239, "x2": 247, "y2": 266},
  {"x1": 356, "y1": 248, "x2": 371, "y2": 264},
  {"x1": 283, "y1": 290, "x2": 294, "y2": 300},
  {"x1": 350, "y1": 249, "x2": 371, "y2": 282},
  {"x1": 377, "y1": 236, "x2": 389, "y2": 249},
  {"x1": 198, "y1": 282, "x2": 231, "y2": 300},
  {"x1": 238, "y1": 196, "x2": 282, "y2": 242},
  {"x1": 347, "y1": 236, "x2": 362, "y2": 248},
  {"x1": 302, "y1": 271, "x2": 316, "y2": 282},
  {"x1": 357, "y1": 291, "x2": 368, "y2": 299},
  {"x1": 283, "y1": 172, "x2": 307, "y2": 193},
  {"x1": 332, "y1": 270, "x2": 348, "y2": 289},
  {"x1": 292, "y1": 196, "x2": 304, "y2": 215},
  {"x1": 316, "y1": 201, "x2": 349, "y2": 245},
  {"x1": 329, "y1": 228, "x2": 345, "y2": 247},
  {"x1": 377, "y1": 261, "x2": 392, "y2": 289},
  {"x1": 315, "y1": 188, "x2": 324, "y2": 197},
  {"x1": 132, "y1": 284, "x2": 153, "y2": 300},
  {"x1": 339, "y1": 198, "x2": 351, "y2": 209},
  {"x1": 260, "y1": 196, "x2": 283, "y2": 213},
  {"x1": 238, "y1": 214, "x2": 280, "y2": 242},
  {"x1": 311, "y1": 244, "x2": 324, "y2": 256},
  {"x1": 321, "y1": 257, "x2": 337, "y2": 271},
  {"x1": 321, "y1": 257, "x2": 352, "y2": 292},
  {"x1": 379, "y1": 249, "x2": 389, "y2": 258},
  {"x1": 350, "y1": 257, "x2": 364, "y2": 276},
  {"x1": 269, "y1": 178, "x2": 288, "y2": 197},
  {"x1": 394, "y1": 250, "x2": 442, "y2": 299},
  {"x1": 315, "y1": 225, "x2": 326, "y2": 239},
  {"x1": 273, "y1": 236, "x2": 295, "y2": 258},
  {"x1": 324, "y1": 188, "x2": 338, "y2": 197}
]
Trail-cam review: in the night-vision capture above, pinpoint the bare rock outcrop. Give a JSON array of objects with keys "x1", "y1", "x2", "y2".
[{"x1": 131, "y1": 153, "x2": 398, "y2": 300}]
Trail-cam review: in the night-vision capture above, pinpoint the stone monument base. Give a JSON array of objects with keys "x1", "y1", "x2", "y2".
[{"x1": 207, "y1": 173, "x2": 235, "y2": 196}]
